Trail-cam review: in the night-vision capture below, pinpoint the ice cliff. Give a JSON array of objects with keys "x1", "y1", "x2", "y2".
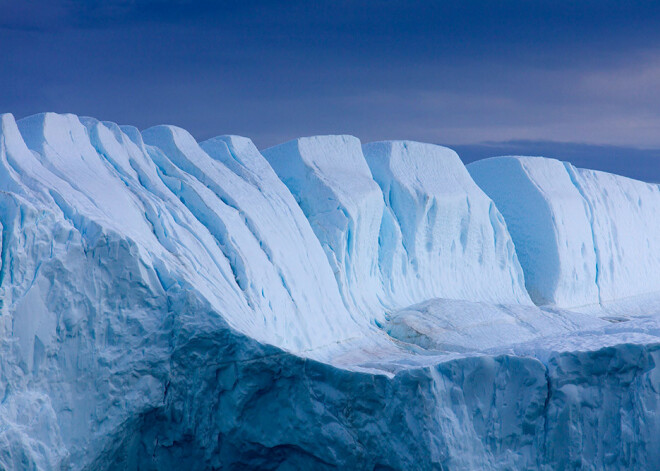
[
  {"x1": 469, "y1": 156, "x2": 660, "y2": 310},
  {"x1": 0, "y1": 113, "x2": 659, "y2": 470},
  {"x1": 263, "y1": 137, "x2": 530, "y2": 319}
]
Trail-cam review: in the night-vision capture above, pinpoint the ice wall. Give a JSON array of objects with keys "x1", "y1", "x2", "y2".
[
  {"x1": 364, "y1": 141, "x2": 530, "y2": 306},
  {"x1": 469, "y1": 156, "x2": 660, "y2": 308},
  {"x1": 263, "y1": 136, "x2": 387, "y2": 316},
  {"x1": 263, "y1": 137, "x2": 531, "y2": 320},
  {"x1": 97, "y1": 332, "x2": 660, "y2": 470},
  {"x1": 0, "y1": 113, "x2": 369, "y2": 467},
  {"x1": 10, "y1": 113, "x2": 362, "y2": 352}
]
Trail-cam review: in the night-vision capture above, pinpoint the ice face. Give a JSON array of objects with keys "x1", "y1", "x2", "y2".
[
  {"x1": 141, "y1": 125, "x2": 364, "y2": 350},
  {"x1": 363, "y1": 140, "x2": 531, "y2": 307},
  {"x1": 573, "y1": 167, "x2": 660, "y2": 303},
  {"x1": 263, "y1": 135, "x2": 388, "y2": 319},
  {"x1": 263, "y1": 137, "x2": 531, "y2": 324},
  {"x1": 469, "y1": 155, "x2": 660, "y2": 309},
  {"x1": 468, "y1": 156, "x2": 599, "y2": 307}
]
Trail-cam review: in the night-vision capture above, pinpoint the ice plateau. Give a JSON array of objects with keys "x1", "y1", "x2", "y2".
[{"x1": 0, "y1": 113, "x2": 659, "y2": 470}]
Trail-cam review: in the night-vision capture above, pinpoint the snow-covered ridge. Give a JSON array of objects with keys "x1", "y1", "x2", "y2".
[{"x1": 469, "y1": 156, "x2": 660, "y2": 309}]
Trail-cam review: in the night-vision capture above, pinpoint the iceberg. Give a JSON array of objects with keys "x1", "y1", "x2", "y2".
[{"x1": 0, "y1": 113, "x2": 659, "y2": 470}]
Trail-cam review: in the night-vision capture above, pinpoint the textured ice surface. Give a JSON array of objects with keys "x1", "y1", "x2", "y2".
[
  {"x1": 469, "y1": 156, "x2": 660, "y2": 309},
  {"x1": 363, "y1": 141, "x2": 531, "y2": 307},
  {"x1": 263, "y1": 136, "x2": 389, "y2": 318},
  {"x1": 263, "y1": 137, "x2": 530, "y2": 322},
  {"x1": 1, "y1": 114, "x2": 659, "y2": 470}
]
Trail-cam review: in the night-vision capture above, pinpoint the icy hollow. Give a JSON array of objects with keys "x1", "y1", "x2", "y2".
[{"x1": 0, "y1": 113, "x2": 659, "y2": 470}]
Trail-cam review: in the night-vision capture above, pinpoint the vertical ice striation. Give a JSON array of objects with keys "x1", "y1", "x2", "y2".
[
  {"x1": 4, "y1": 113, "x2": 364, "y2": 355},
  {"x1": 364, "y1": 141, "x2": 531, "y2": 307},
  {"x1": 264, "y1": 136, "x2": 532, "y2": 321},
  {"x1": 199, "y1": 135, "x2": 362, "y2": 330},
  {"x1": 469, "y1": 155, "x2": 660, "y2": 308},
  {"x1": 138, "y1": 125, "x2": 363, "y2": 350},
  {"x1": 570, "y1": 166, "x2": 660, "y2": 304},
  {"x1": 263, "y1": 136, "x2": 387, "y2": 318},
  {"x1": 468, "y1": 156, "x2": 599, "y2": 307}
]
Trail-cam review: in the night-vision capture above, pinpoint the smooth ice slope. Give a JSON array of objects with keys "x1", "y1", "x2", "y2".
[
  {"x1": 469, "y1": 156, "x2": 660, "y2": 308},
  {"x1": 264, "y1": 137, "x2": 531, "y2": 320}
]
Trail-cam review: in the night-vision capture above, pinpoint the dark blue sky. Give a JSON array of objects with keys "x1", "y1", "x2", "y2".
[{"x1": 3, "y1": 1, "x2": 660, "y2": 180}]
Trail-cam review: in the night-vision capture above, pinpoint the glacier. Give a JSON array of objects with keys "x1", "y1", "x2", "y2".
[{"x1": 0, "y1": 113, "x2": 659, "y2": 470}]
